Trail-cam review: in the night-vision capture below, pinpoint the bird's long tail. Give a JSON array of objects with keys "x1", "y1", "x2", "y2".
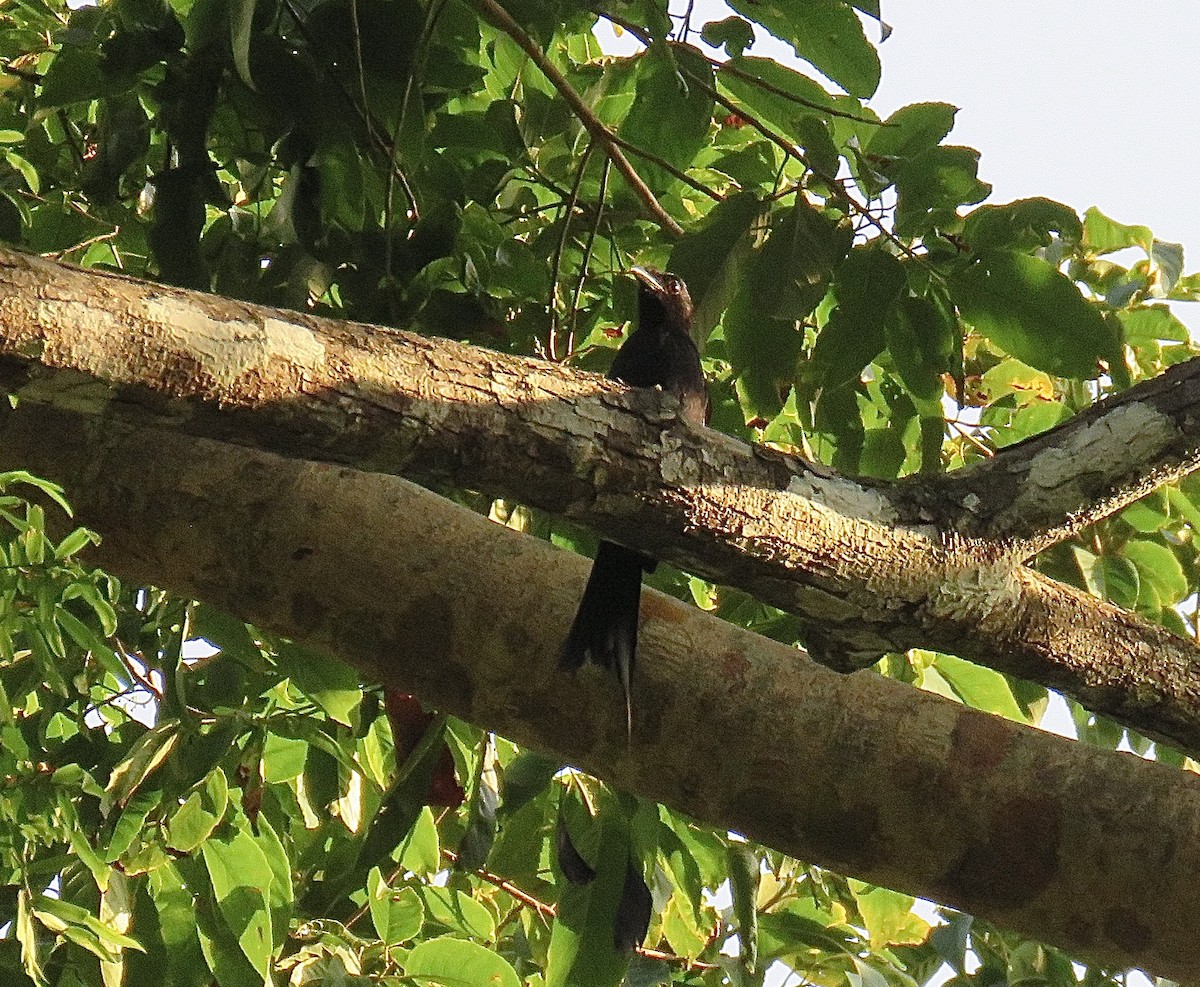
[{"x1": 559, "y1": 541, "x2": 648, "y2": 735}]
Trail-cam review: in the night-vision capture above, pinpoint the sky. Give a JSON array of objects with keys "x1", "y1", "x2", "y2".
[
  {"x1": 599, "y1": 0, "x2": 1200, "y2": 331},
  {"x1": 869, "y1": 1, "x2": 1200, "y2": 277}
]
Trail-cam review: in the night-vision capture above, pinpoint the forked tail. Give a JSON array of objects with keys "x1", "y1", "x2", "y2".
[{"x1": 559, "y1": 541, "x2": 647, "y2": 735}]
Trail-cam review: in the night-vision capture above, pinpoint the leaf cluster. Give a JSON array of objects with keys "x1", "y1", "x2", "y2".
[{"x1": 0, "y1": 0, "x2": 1197, "y2": 983}]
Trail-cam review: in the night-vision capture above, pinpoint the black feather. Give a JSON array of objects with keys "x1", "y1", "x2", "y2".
[{"x1": 559, "y1": 269, "x2": 707, "y2": 733}]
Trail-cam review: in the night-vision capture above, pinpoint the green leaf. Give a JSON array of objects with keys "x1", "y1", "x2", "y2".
[
  {"x1": 810, "y1": 247, "x2": 905, "y2": 390},
  {"x1": 166, "y1": 767, "x2": 229, "y2": 853},
  {"x1": 758, "y1": 899, "x2": 855, "y2": 962},
  {"x1": 417, "y1": 885, "x2": 495, "y2": 940},
  {"x1": 850, "y1": 882, "x2": 929, "y2": 948},
  {"x1": 148, "y1": 863, "x2": 210, "y2": 987},
  {"x1": 1119, "y1": 492, "x2": 1170, "y2": 534},
  {"x1": 1119, "y1": 304, "x2": 1190, "y2": 344},
  {"x1": 886, "y1": 295, "x2": 952, "y2": 400},
  {"x1": 961, "y1": 198, "x2": 1082, "y2": 253},
  {"x1": 55, "y1": 606, "x2": 118, "y2": 668},
  {"x1": 229, "y1": 0, "x2": 256, "y2": 89},
  {"x1": 498, "y1": 749, "x2": 561, "y2": 817},
  {"x1": 368, "y1": 868, "x2": 424, "y2": 946},
  {"x1": 194, "y1": 873, "x2": 264, "y2": 987},
  {"x1": 398, "y1": 807, "x2": 442, "y2": 875},
  {"x1": 33, "y1": 894, "x2": 145, "y2": 957},
  {"x1": 952, "y1": 251, "x2": 1118, "y2": 379},
  {"x1": 102, "y1": 719, "x2": 180, "y2": 816},
  {"x1": 64, "y1": 581, "x2": 118, "y2": 636},
  {"x1": 727, "y1": 0, "x2": 880, "y2": 98},
  {"x1": 668, "y1": 190, "x2": 766, "y2": 340},
  {"x1": 5, "y1": 150, "x2": 39, "y2": 194},
  {"x1": 1123, "y1": 540, "x2": 1187, "y2": 606},
  {"x1": 256, "y1": 814, "x2": 294, "y2": 946},
  {"x1": 282, "y1": 643, "x2": 362, "y2": 726},
  {"x1": 858, "y1": 427, "x2": 906, "y2": 478},
  {"x1": 931, "y1": 912, "x2": 972, "y2": 971},
  {"x1": 727, "y1": 842, "x2": 759, "y2": 974},
  {"x1": 794, "y1": 113, "x2": 840, "y2": 180},
  {"x1": 617, "y1": 43, "x2": 714, "y2": 194},
  {"x1": 191, "y1": 603, "x2": 260, "y2": 660},
  {"x1": 200, "y1": 821, "x2": 275, "y2": 979},
  {"x1": 700, "y1": 16, "x2": 754, "y2": 57},
  {"x1": 931, "y1": 654, "x2": 1026, "y2": 722},
  {"x1": 728, "y1": 200, "x2": 852, "y2": 383},
  {"x1": 866, "y1": 102, "x2": 956, "y2": 161},
  {"x1": 262, "y1": 731, "x2": 308, "y2": 782},
  {"x1": 1167, "y1": 487, "x2": 1200, "y2": 531},
  {"x1": 1083, "y1": 206, "x2": 1153, "y2": 255},
  {"x1": 106, "y1": 789, "x2": 159, "y2": 862},
  {"x1": 406, "y1": 935, "x2": 520, "y2": 987},
  {"x1": 1092, "y1": 554, "x2": 1140, "y2": 609},
  {"x1": 39, "y1": 45, "x2": 110, "y2": 107},
  {"x1": 894, "y1": 145, "x2": 991, "y2": 236}
]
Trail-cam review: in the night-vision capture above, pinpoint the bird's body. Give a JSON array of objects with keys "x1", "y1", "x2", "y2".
[{"x1": 559, "y1": 267, "x2": 707, "y2": 733}]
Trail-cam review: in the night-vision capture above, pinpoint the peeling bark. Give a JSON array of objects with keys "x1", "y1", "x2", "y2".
[{"x1": 3, "y1": 248, "x2": 1200, "y2": 753}]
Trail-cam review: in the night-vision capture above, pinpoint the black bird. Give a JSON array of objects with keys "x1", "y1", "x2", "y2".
[{"x1": 559, "y1": 267, "x2": 708, "y2": 734}]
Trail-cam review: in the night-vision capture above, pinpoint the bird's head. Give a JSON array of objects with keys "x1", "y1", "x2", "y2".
[{"x1": 630, "y1": 266, "x2": 695, "y2": 338}]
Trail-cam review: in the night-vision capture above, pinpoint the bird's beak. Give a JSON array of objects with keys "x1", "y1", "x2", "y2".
[{"x1": 629, "y1": 266, "x2": 663, "y2": 292}]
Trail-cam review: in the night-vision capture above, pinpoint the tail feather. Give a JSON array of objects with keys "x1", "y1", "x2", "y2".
[{"x1": 560, "y1": 541, "x2": 648, "y2": 733}]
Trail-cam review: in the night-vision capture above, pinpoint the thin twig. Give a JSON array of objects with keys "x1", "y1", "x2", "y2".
[
  {"x1": 610, "y1": 131, "x2": 722, "y2": 202},
  {"x1": 950, "y1": 418, "x2": 994, "y2": 458},
  {"x1": 43, "y1": 229, "x2": 121, "y2": 261},
  {"x1": 442, "y1": 848, "x2": 721, "y2": 969},
  {"x1": 442, "y1": 848, "x2": 555, "y2": 916},
  {"x1": 549, "y1": 142, "x2": 595, "y2": 361},
  {"x1": 473, "y1": 0, "x2": 684, "y2": 237},
  {"x1": 683, "y1": 66, "x2": 924, "y2": 264},
  {"x1": 712, "y1": 57, "x2": 884, "y2": 126},
  {"x1": 567, "y1": 155, "x2": 611, "y2": 357}
]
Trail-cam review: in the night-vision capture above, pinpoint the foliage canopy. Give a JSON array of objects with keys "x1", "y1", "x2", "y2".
[{"x1": 0, "y1": 0, "x2": 1197, "y2": 984}]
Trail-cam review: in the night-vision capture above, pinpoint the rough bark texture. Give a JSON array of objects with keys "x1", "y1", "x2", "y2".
[
  {"x1": 906, "y1": 359, "x2": 1200, "y2": 550},
  {"x1": 1, "y1": 403, "x2": 1198, "y2": 982},
  {"x1": 3, "y1": 249, "x2": 1200, "y2": 752}
]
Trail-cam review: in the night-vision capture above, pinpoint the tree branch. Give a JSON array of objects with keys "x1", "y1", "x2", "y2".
[
  {"x1": 3, "y1": 403, "x2": 1198, "y2": 981},
  {"x1": 2, "y1": 248, "x2": 1200, "y2": 752},
  {"x1": 472, "y1": 0, "x2": 685, "y2": 236},
  {"x1": 902, "y1": 359, "x2": 1200, "y2": 551}
]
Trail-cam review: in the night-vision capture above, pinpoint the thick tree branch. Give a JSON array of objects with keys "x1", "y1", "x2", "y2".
[
  {"x1": 2, "y1": 249, "x2": 1200, "y2": 753},
  {"x1": 2, "y1": 403, "x2": 1198, "y2": 982},
  {"x1": 903, "y1": 358, "x2": 1200, "y2": 551}
]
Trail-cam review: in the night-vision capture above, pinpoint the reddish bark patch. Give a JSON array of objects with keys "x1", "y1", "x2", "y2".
[
  {"x1": 641, "y1": 592, "x2": 689, "y2": 624},
  {"x1": 290, "y1": 590, "x2": 327, "y2": 633},
  {"x1": 951, "y1": 709, "x2": 1014, "y2": 777},
  {"x1": 1103, "y1": 906, "x2": 1152, "y2": 957},
  {"x1": 804, "y1": 800, "x2": 880, "y2": 870},
  {"x1": 731, "y1": 793, "x2": 879, "y2": 872},
  {"x1": 719, "y1": 648, "x2": 751, "y2": 694},
  {"x1": 947, "y1": 793, "x2": 1061, "y2": 908}
]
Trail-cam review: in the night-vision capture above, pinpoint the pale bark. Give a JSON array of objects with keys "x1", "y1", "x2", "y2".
[
  {"x1": 1, "y1": 403, "x2": 1197, "y2": 982},
  {"x1": 3, "y1": 248, "x2": 1200, "y2": 752}
]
